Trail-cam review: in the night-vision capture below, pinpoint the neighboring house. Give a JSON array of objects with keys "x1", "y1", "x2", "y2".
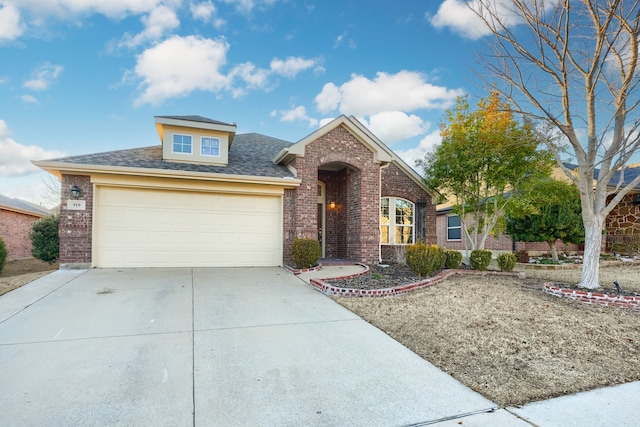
[
  {"x1": 0, "y1": 195, "x2": 50, "y2": 260},
  {"x1": 436, "y1": 163, "x2": 640, "y2": 255},
  {"x1": 34, "y1": 115, "x2": 437, "y2": 269}
]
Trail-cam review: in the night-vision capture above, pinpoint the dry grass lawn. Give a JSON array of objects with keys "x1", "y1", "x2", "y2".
[
  {"x1": 0, "y1": 259, "x2": 58, "y2": 297},
  {"x1": 334, "y1": 264, "x2": 640, "y2": 407}
]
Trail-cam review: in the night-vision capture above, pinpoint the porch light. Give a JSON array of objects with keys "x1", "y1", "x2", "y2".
[
  {"x1": 329, "y1": 201, "x2": 336, "y2": 209},
  {"x1": 70, "y1": 185, "x2": 81, "y2": 199}
]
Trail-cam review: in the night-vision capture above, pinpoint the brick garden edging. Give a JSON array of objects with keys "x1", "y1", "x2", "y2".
[
  {"x1": 285, "y1": 264, "x2": 323, "y2": 275},
  {"x1": 543, "y1": 283, "x2": 640, "y2": 309},
  {"x1": 310, "y1": 268, "x2": 525, "y2": 297}
]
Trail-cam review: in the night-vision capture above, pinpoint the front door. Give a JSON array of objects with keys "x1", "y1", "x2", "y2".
[{"x1": 317, "y1": 182, "x2": 325, "y2": 257}]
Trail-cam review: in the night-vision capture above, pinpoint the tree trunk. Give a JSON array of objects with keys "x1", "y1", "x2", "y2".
[
  {"x1": 578, "y1": 220, "x2": 603, "y2": 289},
  {"x1": 548, "y1": 241, "x2": 559, "y2": 263}
]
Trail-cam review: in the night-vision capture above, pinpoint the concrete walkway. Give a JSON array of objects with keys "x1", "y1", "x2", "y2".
[{"x1": 0, "y1": 267, "x2": 637, "y2": 426}]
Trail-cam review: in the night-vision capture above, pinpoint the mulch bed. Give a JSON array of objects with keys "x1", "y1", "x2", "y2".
[{"x1": 326, "y1": 263, "x2": 437, "y2": 290}]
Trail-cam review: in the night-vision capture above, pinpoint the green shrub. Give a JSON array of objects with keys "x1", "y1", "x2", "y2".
[
  {"x1": 30, "y1": 214, "x2": 59, "y2": 264},
  {"x1": 470, "y1": 249, "x2": 492, "y2": 271},
  {"x1": 405, "y1": 243, "x2": 445, "y2": 277},
  {"x1": 497, "y1": 253, "x2": 517, "y2": 272},
  {"x1": 0, "y1": 237, "x2": 7, "y2": 274},
  {"x1": 444, "y1": 249, "x2": 462, "y2": 269},
  {"x1": 290, "y1": 238, "x2": 321, "y2": 269}
]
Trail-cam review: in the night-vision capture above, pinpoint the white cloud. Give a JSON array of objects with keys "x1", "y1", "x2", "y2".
[
  {"x1": 319, "y1": 117, "x2": 335, "y2": 128},
  {"x1": 429, "y1": 0, "x2": 490, "y2": 39},
  {"x1": 429, "y1": 0, "x2": 529, "y2": 40},
  {"x1": 23, "y1": 63, "x2": 63, "y2": 91},
  {"x1": 189, "y1": 1, "x2": 225, "y2": 28},
  {"x1": 220, "y1": 0, "x2": 277, "y2": 14},
  {"x1": 314, "y1": 83, "x2": 341, "y2": 114},
  {"x1": 0, "y1": 1, "x2": 23, "y2": 41},
  {"x1": 270, "y1": 56, "x2": 316, "y2": 78},
  {"x1": 228, "y1": 62, "x2": 270, "y2": 91},
  {"x1": 278, "y1": 106, "x2": 318, "y2": 127},
  {"x1": 20, "y1": 94, "x2": 40, "y2": 105},
  {"x1": 334, "y1": 30, "x2": 356, "y2": 49},
  {"x1": 364, "y1": 111, "x2": 426, "y2": 145},
  {"x1": 190, "y1": 1, "x2": 215, "y2": 20},
  {"x1": 314, "y1": 71, "x2": 464, "y2": 116},
  {"x1": 118, "y1": 5, "x2": 179, "y2": 48},
  {"x1": 394, "y1": 130, "x2": 443, "y2": 172},
  {"x1": 0, "y1": 120, "x2": 65, "y2": 177},
  {"x1": 9, "y1": 0, "x2": 164, "y2": 19},
  {"x1": 132, "y1": 35, "x2": 230, "y2": 106},
  {"x1": 131, "y1": 36, "x2": 317, "y2": 105}
]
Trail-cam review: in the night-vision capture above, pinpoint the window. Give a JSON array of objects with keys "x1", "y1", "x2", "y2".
[
  {"x1": 447, "y1": 215, "x2": 462, "y2": 241},
  {"x1": 173, "y1": 134, "x2": 192, "y2": 154},
  {"x1": 380, "y1": 197, "x2": 414, "y2": 245},
  {"x1": 201, "y1": 137, "x2": 220, "y2": 156}
]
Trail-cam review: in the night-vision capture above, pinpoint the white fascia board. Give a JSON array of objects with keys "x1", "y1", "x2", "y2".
[{"x1": 32, "y1": 161, "x2": 301, "y2": 188}]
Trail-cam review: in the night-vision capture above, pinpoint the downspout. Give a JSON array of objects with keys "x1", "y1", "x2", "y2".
[{"x1": 379, "y1": 162, "x2": 391, "y2": 264}]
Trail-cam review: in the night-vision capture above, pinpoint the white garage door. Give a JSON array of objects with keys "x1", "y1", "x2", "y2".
[{"x1": 95, "y1": 186, "x2": 282, "y2": 267}]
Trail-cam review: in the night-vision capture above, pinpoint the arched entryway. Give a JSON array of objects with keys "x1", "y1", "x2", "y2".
[{"x1": 318, "y1": 162, "x2": 361, "y2": 260}]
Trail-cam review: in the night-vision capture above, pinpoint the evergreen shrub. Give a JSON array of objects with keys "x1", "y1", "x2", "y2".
[
  {"x1": 497, "y1": 252, "x2": 517, "y2": 272},
  {"x1": 470, "y1": 249, "x2": 492, "y2": 271},
  {"x1": 444, "y1": 249, "x2": 462, "y2": 269},
  {"x1": 0, "y1": 237, "x2": 6, "y2": 274},
  {"x1": 30, "y1": 214, "x2": 59, "y2": 264},
  {"x1": 290, "y1": 238, "x2": 321, "y2": 269},
  {"x1": 405, "y1": 243, "x2": 445, "y2": 277}
]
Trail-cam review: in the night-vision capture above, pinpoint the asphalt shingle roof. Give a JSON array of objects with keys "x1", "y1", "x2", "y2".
[
  {"x1": 44, "y1": 133, "x2": 295, "y2": 179},
  {"x1": 0, "y1": 194, "x2": 49, "y2": 216},
  {"x1": 155, "y1": 115, "x2": 235, "y2": 127}
]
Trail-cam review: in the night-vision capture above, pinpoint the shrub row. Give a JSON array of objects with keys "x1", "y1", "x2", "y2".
[{"x1": 404, "y1": 245, "x2": 516, "y2": 276}]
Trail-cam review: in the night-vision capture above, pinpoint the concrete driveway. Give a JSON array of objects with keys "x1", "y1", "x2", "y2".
[{"x1": 0, "y1": 267, "x2": 527, "y2": 426}]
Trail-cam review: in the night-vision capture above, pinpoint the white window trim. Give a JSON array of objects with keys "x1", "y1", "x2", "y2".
[
  {"x1": 172, "y1": 133, "x2": 193, "y2": 155},
  {"x1": 201, "y1": 136, "x2": 221, "y2": 157},
  {"x1": 446, "y1": 214, "x2": 462, "y2": 241},
  {"x1": 381, "y1": 196, "x2": 415, "y2": 245}
]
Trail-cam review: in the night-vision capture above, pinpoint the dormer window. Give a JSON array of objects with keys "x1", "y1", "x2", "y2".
[
  {"x1": 201, "y1": 137, "x2": 220, "y2": 157},
  {"x1": 173, "y1": 134, "x2": 192, "y2": 154}
]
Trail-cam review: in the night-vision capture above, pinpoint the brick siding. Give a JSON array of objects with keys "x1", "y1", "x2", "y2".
[
  {"x1": 0, "y1": 209, "x2": 42, "y2": 260},
  {"x1": 284, "y1": 125, "x2": 435, "y2": 265},
  {"x1": 380, "y1": 163, "x2": 436, "y2": 262},
  {"x1": 436, "y1": 213, "x2": 580, "y2": 254},
  {"x1": 59, "y1": 175, "x2": 93, "y2": 266}
]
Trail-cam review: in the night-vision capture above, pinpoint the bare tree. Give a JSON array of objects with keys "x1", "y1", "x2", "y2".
[
  {"x1": 469, "y1": 0, "x2": 640, "y2": 289},
  {"x1": 40, "y1": 174, "x2": 61, "y2": 213}
]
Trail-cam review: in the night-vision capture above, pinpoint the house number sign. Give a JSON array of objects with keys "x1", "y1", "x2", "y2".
[{"x1": 67, "y1": 200, "x2": 86, "y2": 210}]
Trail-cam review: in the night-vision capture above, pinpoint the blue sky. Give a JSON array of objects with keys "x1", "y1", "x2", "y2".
[{"x1": 0, "y1": 0, "x2": 491, "y2": 207}]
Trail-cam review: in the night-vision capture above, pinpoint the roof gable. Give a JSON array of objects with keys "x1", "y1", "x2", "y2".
[{"x1": 273, "y1": 115, "x2": 436, "y2": 198}]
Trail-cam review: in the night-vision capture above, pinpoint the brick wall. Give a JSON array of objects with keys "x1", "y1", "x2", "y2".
[
  {"x1": 380, "y1": 163, "x2": 436, "y2": 262},
  {"x1": 0, "y1": 209, "x2": 42, "y2": 260},
  {"x1": 286, "y1": 125, "x2": 381, "y2": 265},
  {"x1": 59, "y1": 175, "x2": 93, "y2": 266},
  {"x1": 436, "y1": 213, "x2": 580, "y2": 254}
]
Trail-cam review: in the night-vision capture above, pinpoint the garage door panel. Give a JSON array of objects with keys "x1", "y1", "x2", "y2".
[{"x1": 96, "y1": 187, "x2": 282, "y2": 268}]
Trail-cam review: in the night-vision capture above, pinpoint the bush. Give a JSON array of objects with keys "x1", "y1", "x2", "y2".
[
  {"x1": 30, "y1": 214, "x2": 59, "y2": 264},
  {"x1": 470, "y1": 249, "x2": 492, "y2": 271},
  {"x1": 497, "y1": 252, "x2": 517, "y2": 272},
  {"x1": 290, "y1": 238, "x2": 321, "y2": 269},
  {"x1": 0, "y1": 237, "x2": 6, "y2": 274},
  {"x1": 515, "y1": 250, "x2": 529, "y2": 263},
  {"x1": 444, "y1": 249, "x2": 462, "y2": 269},
  {"x1": 405, "y1": 243, "x2": 445, "y2": 277}
]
